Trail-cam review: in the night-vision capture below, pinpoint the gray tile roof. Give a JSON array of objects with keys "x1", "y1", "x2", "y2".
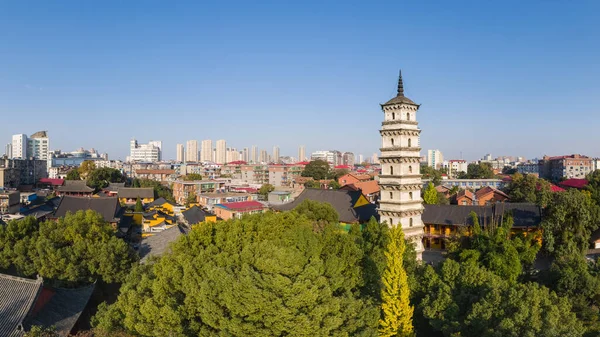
[
  {"x1": 139, "y1": 225, "x2": 189, "y2": 263},
  {"x1": 54, "y1": 196, "x2": 122, "y2": 223},
  {"x1": 181, "y1": 206, "x2": 208, "y2": 225},
  {"x1": 117, "y1": 188, "x2": 154, "y2": 199},
  {"x1": 422, "y1": 203, "x2": 541, "y2": 228},
  {"x1": 271, "y1": 189, "x2": 378, "y2": 224},
  {"x1": 24, "y1": 283, "x2": 95, "y2": 337},
  {"x1": 0, "y1": 273, "x2": 43, "y2": 337},
  {"x1": 149, "y1": 197, "x2": 176, "y2": 207},
  {"x1": 57, "y1": 180, "x2": 94, "y2": 193}
]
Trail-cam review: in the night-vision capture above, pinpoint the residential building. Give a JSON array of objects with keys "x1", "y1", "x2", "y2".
[
  {"x1": 422, "y1": 203, "x2": 541, "y2": 249},
  {"x1": 539, "y1": 154, "x2": 593, "y2": 181},
  {"x1": 559, "y1": 178, "x2": 589, "y2": 190},
  {"x1": 133, "y1": 168, "x2": 175, "y2": 182},
  {"x1": 342, "y1": 152, "x2": 355, "y2": 167},
  {"x1": 240, "y1": 164, "x2": 269, "y2": 185},
  {"x1": 197, "y1": 192, "x2": 256, "y2": 211},
  {"x1": 298, "y1": 145, "x2": 306, "y2": 162},
  {"x1": 128, "y1": 139, "x2": 162, "y2": 162},
  {"x1": 11, "y1": 134, "x2": 27, "y2": 159},
  {"x1": 259, "y1": 150, "x2": 268, "y2": 163},
  {"x1": 273, "y1": 146, "x2": 280, "y2": 163},
  {"x1": 4, "y1": 143, "x2": 12, "y2": 158},
  {"x1": 214, "y1": 200, "x2": 268, "y2": 220},
  {"x1": 215, "y1": 140, "x2": 227, "y2": 164},
  {"x1": 474, "y1": 186, "x2": 509, "y2": 205},
  {"x1": 251, "y1": 145, "x2": 258, "y2": 163},
  {"x1": 27, "y1": 131, "x2": 50, "y2": 162},
  {"x1": 358, "y1": 154, "x2": 364, "y2": 164},
  {"x1": 442, "y1": 160, "x2": 468, "y2": 177},
  {"x1": 337, "y1": 173, "x2": 371, "y2": 186},
  {"x1": 186, "y1": 140, "x2": 198, "y2": 162},
  {"x1": 268, "y1": 191, "x2": 293, "y2": 205},
  {"x1": 176, "y1": 144, "x2": 185, "y2": 162},
  {"x1": 378, "y1": 70, "x2": 425, "y2": 258},
  {"x1": 172, "y1": 179, "x2": 227, "y2": 205},
  {"x1": 242, "y1": 148, "x2": 249, "y2": 162},
  {"x1": 427, "y1": 149, "x2": 444, "y2": 169},
  {"x1": 433, "y1": 178, "x2": 505, "y2": 190},
  {"x1": 340, "y1": 180, "x2": 380, "y2": 203},
  {"x1": 268, "y1": 164, "x2": 304, "y2": 187},
  {"x1": 0, "y1": 191, "x2": 20, "y2": 214},
  {"x1": 201, "y1": 140, "x2": 213, "y2": 162},
  {"x1": 0, "y1": 158, "x2": 48, "y2": 188}
]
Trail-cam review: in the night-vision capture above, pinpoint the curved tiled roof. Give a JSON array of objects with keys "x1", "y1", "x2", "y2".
[
  {"x1": 117, "y1": 188, "x2": 154, "y2": 199},
  {"x1": 0, "y1": 274, "x2": 42, "y2": 337},
  {"x1": 382, "y1": 94, "x2": 417, "y2": 106}
]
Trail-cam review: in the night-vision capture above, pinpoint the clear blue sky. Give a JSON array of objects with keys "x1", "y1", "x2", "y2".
[{"x1": 1, "y1": 1, "x2": 598, "y2": 161}]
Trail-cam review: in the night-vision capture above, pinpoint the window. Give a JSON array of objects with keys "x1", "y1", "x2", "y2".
[
  {"x1": 409, "y1": 191, "x2": 413, "y2": 200},
  {"x1": 409, "y1": 218, "x2": 413, "y2": 227},
  {"x1": 406, "y1": 112, "x2": 410, "y2": 120},
  {"x1": 389, "y1": 218, "x2": 393, "y2": 225},
  {"x1": 391, "y1": 138, "x2": 394, "y2": 146},
  {"x1": 390, "y1": 166, "x2": 394, "y2": 175},
  {"x1": 408, "y1": 166, "x2": 413, "y2": 173},
  {"x1": 408, "y1": 138, "x2": 411, "y2": 147},
  {"x1": 392, "y1": 112, "x2": 395, "y2": 120},
  {"x1": 389, "y1": 191, "x2": 393, "y2": 199}
]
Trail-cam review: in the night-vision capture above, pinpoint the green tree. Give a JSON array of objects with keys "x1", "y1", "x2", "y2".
[
  {"x1": 436, "y1": 192, "x2": 449, "y2": 205},
  {"x1": 585, "y1": 169, "x2": 600, "y2": 206},
  {"x1": 183, "y1": 173, "x2": 203, "y2": 181},
  {"x1": 93, "y1": 212, "x2": 378, "y2": 336},
  {"x1": 134, "y1": 197, "x2": 144, "y2": 212},
  {"x1": 78, "y1": 160, "x2": 97, "y2": 179},
  {"x1": 328, "y1": 180, "x2": 341, "y2": 189},
  {"x1": 304, "y1": 180, "x2": 321, "y2": 189},
  {"x1": 542, "y1": 189, "x2": 600, "y2": 257},
  {"x1": 0, "y1": 211, "x2": 135, "y2": 286},
  {"x1": 293, "y1": 199, "x2": 339, "y2": 225},
  {"x1": 465, "y1": 162, "x2": 495, "y2": 179},
  {"x1": 137, "y1": 179, "x2": 176, "y2": 203},
  {"x1": 131, "y1": 178, "x2": 141, "y2": 188},
  {"x1": 186, "y1": 192, "x2": 197, "y2": 207},
  {"x1": 504, "y1": 173, "x2": 552, "y2": 207},
  {"x1": 379, "y1": 225, "x2": 414, "y2": 337},
  {"x1": 301, "y1": 159, "x2": 330, "y2": 181},
  {"x1": 258, "y1": 183, "x2": 275, "y2": 197},
  {"x1": 87, "y1": 167, "x2": 125, "y2": 190},
  {"x1": 420, "y1": 165, "x2": 442, "y2": 186},
  {"x1": 331, "y1": 168, "x2": 350, "y2": 180},
  {"x1": 65, "y1": 169, "x2": 81, "y2": 181},
  {"x1": 423, "y1": 182, "x2": 438, "y2": 205}
]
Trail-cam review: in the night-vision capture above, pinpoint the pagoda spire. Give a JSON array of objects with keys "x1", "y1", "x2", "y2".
[{"x1": 397, "y1": 69, "x2": 404, "y2": 96}]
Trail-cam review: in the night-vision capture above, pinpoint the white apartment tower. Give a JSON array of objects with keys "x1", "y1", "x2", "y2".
[
  {"x1": 186, "y1": 140, "x2": 199, "y2": 162},
  {"x1": 298, "y1": 145, "x2": 306, "y2": 162},
  {"x1": 176, "y1": 144, "x2": 185, "y2": 162},
  {"x1": 129, "y1": 139, "x2": 162, "y2": 162},
  {"x1": 11, "y1": 134, "x2": 27, "y2": 159},
  {"x1": 251, "y1": 145, "x2": 258, "y2": 163},
  {"x1": 427, "y1": 149, "x2": 444, "y2": 169},
  {"x1": 201, "y1": 140, "x2": 212, "y2": 162},
  {"x1": 378, "y1": 70, "x2": 424, "y2": 259},
  {"x1": 215, "y1": 140, "x2": 227, "y2": 164}
]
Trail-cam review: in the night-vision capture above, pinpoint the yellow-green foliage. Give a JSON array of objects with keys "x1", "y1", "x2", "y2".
[{"x1": 379, "y1": 225, "x2": 414, "y2": 337}]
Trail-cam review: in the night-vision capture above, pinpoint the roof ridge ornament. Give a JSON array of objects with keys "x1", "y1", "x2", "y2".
[{"x1": 397, "y1": 69, "x2": 404, "y2": 96}]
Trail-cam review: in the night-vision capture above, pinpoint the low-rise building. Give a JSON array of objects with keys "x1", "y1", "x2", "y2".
[
  {"x1": 142, "y1": 209, "x2": 176, "y2": 233},
  {"x1": 133, "y1": 169, "x2": 175, "y2": 182},
  {"x1": 197, "y1": 192, "x2": 256, "y2": 211},
  {"x1": 213, "y1": 200, "x2": 268, "y2": 220},
  {"x1": 53, "y1": 196, "x2": 124, "y2": 229},
  {"x1": 339, "y1": 180, "x2": 380, "y2": 203},
  {"x1": 268, "y1": 191, "x2": 293, "y2": 205},
  {"x1": 172, "y1": 180, "x2": 227, "y2": 205},
  {"x1": 431, "y1": 178, "x2": 505, "y2": 190},
  {"x1": 337, "y1": 173, "x2": 372, "y2": 186},
  {"x1": 540, "y1": 154, "x2": 593, "y2": 181},
  {"x1": 0, "y1": 191, "x2": 20, "y2": 214},
  {"x1": 474, "y1": 186, "x2": 509, "y2": 205},
  {"x1": 181, "y1": 205, "x2": 217, "y2": 226},
  {"x1": 117, "y1": 188, "x2": 155, "y2": 205},
  {"x1": 0, "y1": 158, "x2": 48, "y2": 188},
  {"x1": 56, "y1": 180, "x2": 94, "y2": 197}
]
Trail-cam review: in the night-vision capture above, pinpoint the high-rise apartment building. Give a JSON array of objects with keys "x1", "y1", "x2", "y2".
[
  {"x1": 176, "y1": 144, "x2": 185, "y2": 162},
  {"x1": 259, "y1": 150, "x2": 268, "y2": 163},
  {"x1": 215, "y1": 140, "x2": 227, "y2": 164},
  {"x1": 11, "y1": 134, "x2": 27, "y2": 159},
  {"x1": 242, "y1": 148, "x2": 249, "y2": 162},
  {"x1": 273, "y1": 146, "x2": 280, "y2": 163},
  {"x1": 342, "y1": 152, "x2": 355, "y2": 166},
  {"x1": 4, "y1": 143, "x2": 11, "y2": 158},
  {"x1": 128, "y1": 139, "x2": 162, "y2": 162},
  {"x1": 186, "y1": 140, "x2": 199, "y2": 162},
  {"x1": 298, "y1": 145, "x2": 306, "y2": 162},
  {"x1": 27, "y1": 131, "x2": 50, "y2": 161},
  {"x1": 201, "y1": 140, "x2": 212, "y2": 162},
  {"x1": 427, "y1": 149, "x2": 444, "y2": 169},
  {"x1": 378, "y1": 70, "x2": 424, "y2": 259},
  {"x1": 251, "y1": 145, "x2": 258, "y2": 163}
]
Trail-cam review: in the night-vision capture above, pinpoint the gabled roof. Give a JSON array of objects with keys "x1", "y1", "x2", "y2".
[
  {"x1": 475, "y1": 186, "x2": 509, "y2": 199},
  {"x1": 117, "y1": 188, "x2": 154, "y2": 199},
  {"x1": 54, "y1": 196, "x2": 122, "y2": 223},
  {"x1": 182, "y1": 206, "x2": 209, "y2": 225},
  {"x1": 423, "y1": 203, "x2": 541, "y2": 228},
  {"x1": 559, "y1": 178, "x2": 589, "y2": 189},
  {"x1": 456, "y1": 189, "x2": 474, "y2": 200},
  {"x1": 139, "y1": 225, "x2": 189, "y2": 263},
  {"x1": 341, "y1": 180, "x2": 380, "y2": 196},
  {"x1": 57, "y1": 180, "x2": 94, "y2": 193},
  {"x1": 24, "y1": 283, "x2": 95, "y2": 337},
  {"x1": 39, "y1": 178, "x2": 65, "y2": 186},
  {"x1": 0, "y1": 273, "x2": 42, "y2": 337},
  {"x1": 149, "y1": 197, "x2": 176, "y2": 207},
  {"x1": 102, "y1": 182, "x2": 125, "y2": 192},
  {"x1": 272, "y1": 189, "x2": 378, "y2": 224},
  {"x1": 435, "y1": 185, "x2": 451, "y2": 193}
]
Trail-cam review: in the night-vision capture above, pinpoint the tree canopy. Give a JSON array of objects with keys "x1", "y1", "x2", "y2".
[
  {"x1": 93, "y1": 211, "x2": 378, "y2": 336},
  {"x1": 258, "y1": 183, "x2": 275, "y2": 197},
  {"x1": 301, "y1": 159, "x2": 331, "y2": 181},
  {"x1": 182, "y1": 173, "x2": 203, "y2": 181},
  {"x1": 87, "y1": 167, "x2": 126, "y2": 190},
  {"x1": 423, "y1": 182, "x2": 438, "y2": 205},
  {"x1": 458, "y1": 163, "x2": 495, "y2": 179},
  {"x1": 420, "y1": 165, "x2": 443, "y2": 186},
  {"x1": 133, "y1": 178, "x2": 176, "y2": 203},
  {"x1": 0, "y1": 211, "x2": 136, "y2": 286},
  {"x1": 504, "y1": 173, "x2": 552, "y2": 207},
  {"x1": 65, "y1": 169, "x2": 81, "y2": 181}
]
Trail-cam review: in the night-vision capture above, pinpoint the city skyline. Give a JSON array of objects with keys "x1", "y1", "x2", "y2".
[{"x1": 1, "y1": 2, "x2": 599, "y2": 161}]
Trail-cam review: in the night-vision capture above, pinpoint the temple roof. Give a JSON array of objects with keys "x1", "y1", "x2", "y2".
[{"x1": 382, "y1": 70, "x2": 418, "y2": 106}]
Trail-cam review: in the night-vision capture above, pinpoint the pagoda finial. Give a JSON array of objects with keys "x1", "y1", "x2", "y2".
[{"x1": 397, "y1": 69, "x2": 404, "y2": 96}]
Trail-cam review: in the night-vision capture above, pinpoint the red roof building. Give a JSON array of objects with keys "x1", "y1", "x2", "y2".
[
  {"x1": 38, "y1": 178, "x2": 65, "y2": 187},
  {"x1": 213, "y1": 200, "x2": 267, "y2": 220},
  {"x1": 559, "y1": 178, "x2": 589, "y2": 190}
]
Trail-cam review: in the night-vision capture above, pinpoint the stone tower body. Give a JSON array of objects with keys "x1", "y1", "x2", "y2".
[{"x1": 378, "y1": 70, "x2": 424, "y2": 259}]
